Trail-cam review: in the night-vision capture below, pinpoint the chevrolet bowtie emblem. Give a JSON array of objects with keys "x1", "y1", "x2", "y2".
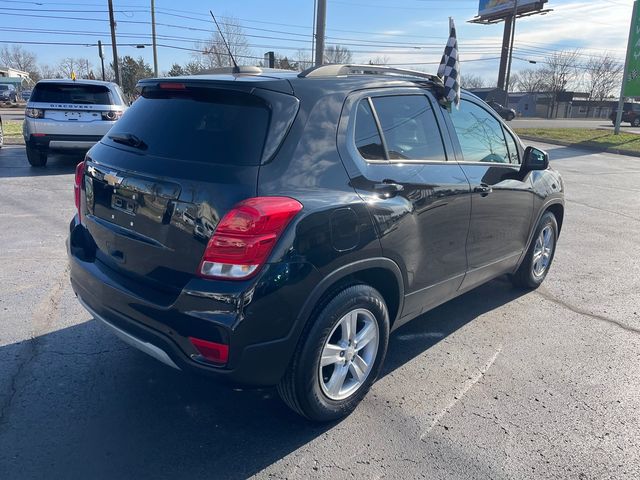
[{"x1": 104, "y1": 172, "x2": 123, "y2": 187}]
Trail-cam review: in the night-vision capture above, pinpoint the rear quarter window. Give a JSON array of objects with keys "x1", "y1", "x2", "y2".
[
  {"x1": 31, "y1": 83, "x2": 113, "y2": 105},
  {"x1": 106, "y1": 88, "x2": 270, "y2": 166}
]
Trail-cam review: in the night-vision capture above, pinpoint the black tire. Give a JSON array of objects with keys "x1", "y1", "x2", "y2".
[
  {"x1": 632, "y1": 118, "x2": 640, "y2": 128},
  {"x1": 26, "y1": 145, "x2": 47, "y2": 167},
  {"x1": 277, "y1": 284, "x2": 390, "y2": 422},
  {"x1": 507, "y1": 113, "x2": 515, "y2": 121},
  {"x1": 511, "y1": 212, "x2": 558, "y2": 289}
]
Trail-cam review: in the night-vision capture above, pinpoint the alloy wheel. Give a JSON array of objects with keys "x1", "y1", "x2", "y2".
[
  {"x1": 532, "y1": 225, "x2": 554, "y2": 278},
  {"x1": 319, "y1": 308, "x2": 379, "y2": 401}
]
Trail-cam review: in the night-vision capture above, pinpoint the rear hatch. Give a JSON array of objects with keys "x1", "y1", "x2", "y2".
[
  {"x1": 81, "y1": 79, "x2": 298, "y2": 293},
  {"x1": 29, "y1": 82, "x2": 123, "y2": 125}
]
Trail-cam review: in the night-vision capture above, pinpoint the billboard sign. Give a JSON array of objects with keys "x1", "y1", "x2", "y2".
[
  {"x1": 623, "y1": 1, "x2": 640, "y2": 97},
  {"x1": 478, "y1": 0, "x2": 547, "y2": 19}
]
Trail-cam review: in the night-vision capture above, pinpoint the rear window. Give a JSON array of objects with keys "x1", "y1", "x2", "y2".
[
  {"x1": 31, "y1": 83, "x2": 112, "y2": 105},
  {"x1": 106, "y1": 88, "x2": 270, "y2": 166}
]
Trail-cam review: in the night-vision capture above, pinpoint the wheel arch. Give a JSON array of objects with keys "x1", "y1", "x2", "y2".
[
  {"x1": 296, "y1": 258, "x2": 405, "y2": 332},
  {"x1": 545, "y1": 202, "x2": 564, "y2": 235}
]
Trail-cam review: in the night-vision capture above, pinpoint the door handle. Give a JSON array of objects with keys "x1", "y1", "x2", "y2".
[
  {"x1": 373, "y1": 180, "x2": 404, "y2": 198},
  {"x1": 473, "y1": 184, "x2": 492, "y2": 197}
]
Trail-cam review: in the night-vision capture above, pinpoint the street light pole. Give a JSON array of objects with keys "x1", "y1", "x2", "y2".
[
  {"x1": 151, "y1": 0, "x2": 158, "y2": 76},
  {"x1": 97, "y1": 40, "x2": 105, "y2": 81}
]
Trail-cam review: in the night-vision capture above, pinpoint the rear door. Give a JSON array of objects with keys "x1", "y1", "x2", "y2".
[
  {"x1": 338, "y1": 89, "x2": 471, "y2": 319},
  {"x1": 442, "y1": 96, "x2": 534, "y2": 289},
  {"x1": 81, "y1": 82, "x2": 296, "y2": 292}
]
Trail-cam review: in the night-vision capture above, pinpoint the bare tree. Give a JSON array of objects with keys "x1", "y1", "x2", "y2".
[
  {"x1": 38, "y1": 64, "x2": 61, "y2": 80},
  {"x1": 539, "y1": 50, "x2": 580, "y2": 118},
  {"x1": 582, "y1": 52, "x2": 623, "y2": 116},
  {"x1": 461, "y1": 74, "x2": 486, "y2": 89},
  {"x1": 324, "y1": 44, "x2": 353, "y2": 64},
  {"x1": 195, "y1": 17, "x2": 253, "y2": 69},
  {"x1": 0, "y1": 45, "x2": 38, "y2": 79},
  {"x1": 368, "y1": 55, "x2": 390, "y2": 65},
  {"x1": 515, "y1": 68, "x2": 547, "y2": 93},
  {"x1": 294, "y1": 49, "x2": 313, "y2": 71},
  {"x1": 57, "y1": 57, "x2": 94, "y2": 79}
]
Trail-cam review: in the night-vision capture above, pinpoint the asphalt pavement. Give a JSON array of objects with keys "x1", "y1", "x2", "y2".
[{"x1": 0, "y1": 143, "x2": 639, "y2": 479}]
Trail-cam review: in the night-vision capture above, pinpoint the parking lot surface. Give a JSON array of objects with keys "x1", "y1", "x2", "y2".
[{"x1": 1, "y1": 142, "x2": 639, "y2": 479}]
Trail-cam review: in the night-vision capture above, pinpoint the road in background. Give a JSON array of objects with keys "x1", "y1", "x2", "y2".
[
  {"x1": 1, "y1": 143, "x2": 639, "y2": 479},
  {"x1": 512, "y1": 117, "x2": 640, "y2": 134},
  {"x1": 0, "y1": 107, "x2": 25, "y2": 122}
]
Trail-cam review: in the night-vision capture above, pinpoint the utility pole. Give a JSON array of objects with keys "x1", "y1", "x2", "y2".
[
  {"x1": 151, "y1": 0, "x2": 158, "y2": 76},
  {"x1": 97, "y1": 40, "x2": 105, "y2": 81},
  {"x1": 108, "y1": 0, "x2": 120, "y2": 85},
  {"x1": 496, "y1": 16, "x2": 513, "y2": 98},
  {"x1": 314, "y1": 0, "x2": 326, "y2": 66}
]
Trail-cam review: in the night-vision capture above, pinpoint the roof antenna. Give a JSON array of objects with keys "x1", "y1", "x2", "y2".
[{"x1": 209, "y1": 10, "x2": 239, "y2": 73}]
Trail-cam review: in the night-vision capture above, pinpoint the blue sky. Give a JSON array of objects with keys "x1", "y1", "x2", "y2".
[{"x1": 1, "y1": 0, "x2": 635, "y2": 82}]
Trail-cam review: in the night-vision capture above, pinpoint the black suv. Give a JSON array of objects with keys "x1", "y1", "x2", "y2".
[
  {"x1": 68, "y1": 65, "x2": 564, "y2": 421},
  {"x1": 610, "y1": 103, "x2": 640, "y2": 127}
]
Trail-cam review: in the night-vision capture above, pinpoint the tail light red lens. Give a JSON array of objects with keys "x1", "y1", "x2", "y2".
[
  {"x1": 198, "y1": 197, "x2": 303, "y2": 280},
  {"x1": 74, "y1": 160, "x2": 86, "y2": 221},
  {"x1": 189, "y1": 337, "x2": 229, "y2": 364}
]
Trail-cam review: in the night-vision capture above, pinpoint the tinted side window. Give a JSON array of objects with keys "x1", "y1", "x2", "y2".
[
  {"x1": 354, "y1": 100, "x2": 386, "y2": 160},
  {"x1": 504, "y1": 129, "x2": 520, "y2": 164},
  {"x1": 372, "y1": 95, "x2": 446, "y2": 161},
  {"x1": 450, "y1": 99, "x2": 510, "y2": 163}
]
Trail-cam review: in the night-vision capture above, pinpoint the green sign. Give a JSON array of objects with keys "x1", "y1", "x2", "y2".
[{"x1": 624, "y1": 1, "x2": 640, "y2": 97}]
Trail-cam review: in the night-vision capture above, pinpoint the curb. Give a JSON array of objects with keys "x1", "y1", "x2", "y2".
[{"x1": 518, "y1": 135, "x2": 640, "y2": 159}]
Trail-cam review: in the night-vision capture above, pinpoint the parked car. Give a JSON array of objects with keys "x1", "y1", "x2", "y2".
[
  {"x1": 23, "y1": 79, "x2": 128, "y2": 166},
  {"x1": 20, "y1": 89, "x2": 32, "y2": 102},
  {"x1": 0, "y1": 84, "x2": 17, "y2": 103},
  {"x1": 610, "y1": 103, "x2": 640, "y2": 127},
  {"x1": 68, "y1": 65, "x2": 564, "y2": 421},
  {"x1": 487, "y1": 100, "x2": 516, "y2": 121}
]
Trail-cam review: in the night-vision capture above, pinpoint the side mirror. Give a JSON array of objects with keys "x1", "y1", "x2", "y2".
[{"x1": 522, "y1": 146, "x2": 549, "y2": 171}]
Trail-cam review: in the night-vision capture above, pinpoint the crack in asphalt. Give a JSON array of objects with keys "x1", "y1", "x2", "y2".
[
  {"x1": 536, "y1": 287, "x2": 640, "y2": 335},
  {"x1": 565, "y1": 199, "x2": 640, "y2": 222},
  {"x1": 0, "y1": 265, "x2": 69, "y2": 428},
  {"x1": 420, "y1": 345, "x2": 503, "y2": 441}
]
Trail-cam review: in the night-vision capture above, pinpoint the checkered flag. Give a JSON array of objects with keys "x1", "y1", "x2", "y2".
[{"x1": 437, "y1": 17, "x2": 460, "y2": 108}]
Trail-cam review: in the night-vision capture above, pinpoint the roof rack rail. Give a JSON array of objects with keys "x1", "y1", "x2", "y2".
[
  {"x1": 298, "y1": 64, "x2": 443, "y2": 84},
  {"x1": 199, "y1": 66, "x2": 264, "y2": 75}
]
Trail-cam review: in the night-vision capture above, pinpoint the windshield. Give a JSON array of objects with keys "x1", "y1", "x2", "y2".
[
  {"x1": 30, "y1": 83, "x2": 112, "y2": 104},
  {"x1": 105, "y1": 88, "x2": 270, "y2": 166}
]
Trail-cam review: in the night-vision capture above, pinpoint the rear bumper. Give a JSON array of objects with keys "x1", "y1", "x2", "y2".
[
  {"x1": 68, "y1": 218, "x2": 322, "y2": 387},
  {"x1": 26, "y1": 134, "x2": 104, "y2": 151}
]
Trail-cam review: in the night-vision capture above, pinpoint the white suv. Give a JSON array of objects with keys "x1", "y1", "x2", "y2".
[{"x1": 23, "y1": 79, "x2": 128, "y2": 166}]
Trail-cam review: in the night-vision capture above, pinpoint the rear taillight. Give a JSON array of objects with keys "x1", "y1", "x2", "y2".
[
  {"x1": 198, "y1": 197, "x2": 303, "y2": 280},
  {"x1": 25, "y1": 108, "x2": 44, "y2": 118},
  {"x1": 101, "y1": 110, "x2": 123, "y2": 121},
  {"x1": 189, "y1": 337, "x2": 229, "y2": 365},
  {"x1": 74, "y1": 160, "x2": 86, "y2": 221}
]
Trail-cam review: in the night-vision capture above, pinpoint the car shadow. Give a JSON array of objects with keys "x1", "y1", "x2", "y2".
[
  {"x1": 0, "y1": 145, "x2": 81, "y2": 178},
  {"x1": 0, "y1": 277, "x2": 526, "y2": 479}
]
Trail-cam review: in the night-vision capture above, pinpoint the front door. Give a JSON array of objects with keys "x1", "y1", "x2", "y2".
[
  {"x1": 443, "y1": 97, "x2": 534, "y2": 290},
  {"x1": 339, "y1": 89, "x2": 471, "y2": 320}
]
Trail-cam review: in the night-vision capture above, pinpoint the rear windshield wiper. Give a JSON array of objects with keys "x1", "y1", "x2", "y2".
[{"x1": 108, "y1": 133, "x2": 147, "y2": 150}]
